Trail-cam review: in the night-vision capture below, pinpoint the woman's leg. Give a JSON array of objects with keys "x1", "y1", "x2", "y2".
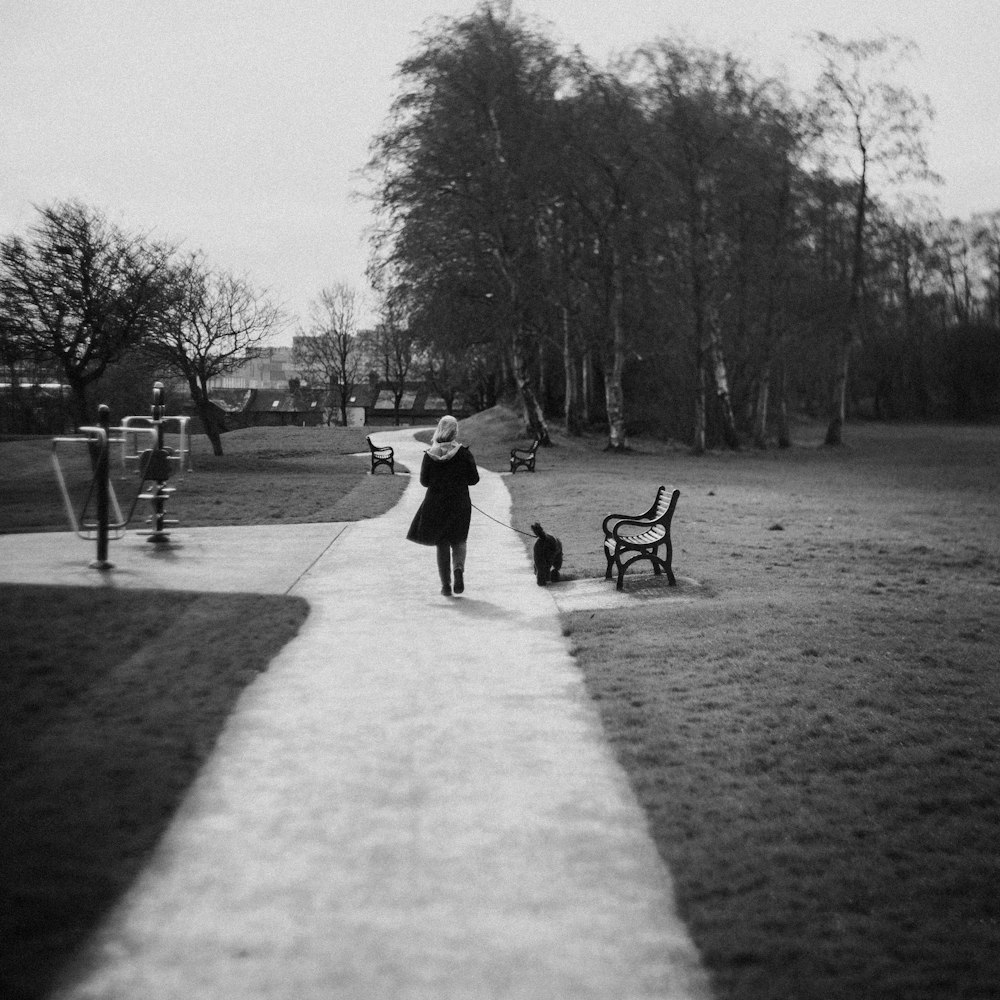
[
  {"x1": 436, "y1": 543, "x2": 452, "y2": 594},
  {"x1": 452, "y1": 541, "x2": 467, "y2": 593}
]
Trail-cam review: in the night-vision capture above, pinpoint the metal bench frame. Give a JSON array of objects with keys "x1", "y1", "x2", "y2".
[
  {"x1": 367, "y1": 435, "x2": 395, "y2": 474},
  {"x1": 602, "y1": 485, "x2": 680, "y2": 591},
  {"x1": 510, "y1": 438, "x2": 541, "y2": 474}
]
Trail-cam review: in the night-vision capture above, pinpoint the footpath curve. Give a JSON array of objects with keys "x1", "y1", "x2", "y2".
[{"x1": 45, "y1": 428, "x2": 711, "y2": 1000}]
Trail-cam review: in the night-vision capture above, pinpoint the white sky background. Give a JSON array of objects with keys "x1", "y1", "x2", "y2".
[{"x1": 2, "y1": 1, "x2": 997, "y2": 340}]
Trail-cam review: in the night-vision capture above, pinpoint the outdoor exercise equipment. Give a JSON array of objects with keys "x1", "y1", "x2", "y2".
[
  {"x1": 52, "y1": 405, "x2": 130, "y2": 568},
  {"x1": 120, "y1": 411, "x2": 192, "y2": 479},
  {"x1": 50, "y1": 381, "x2": 192, "y2": 568},
  {"x1": 137, "y1": 381, "x2": 181, "y2": 545}
]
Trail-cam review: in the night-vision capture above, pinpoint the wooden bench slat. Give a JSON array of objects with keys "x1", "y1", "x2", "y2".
[{"x1": 605, "y1": 525, "x2": 665, "y2": 547}]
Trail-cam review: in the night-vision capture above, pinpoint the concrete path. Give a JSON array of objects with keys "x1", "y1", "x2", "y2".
[{"x1": 5, "y1": 429, "x2": 711, "y2": 999}]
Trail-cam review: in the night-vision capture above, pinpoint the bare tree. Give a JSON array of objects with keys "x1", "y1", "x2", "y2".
[
  {"x1": 935, "y1": 218, "x2": 979, "y2": 326},
  {"x1": 807, "y1": 32, "x2": 935, "y2": 445},
  {"x1": 365, "y1": 293, "x2": 417, "y2": 425},
  {"x1": 556, "y1": 59, "x2": 649, "y2": 450},
  {"x1": 367, "y1": 5, "x2": 562, "y2": 444},
  {"x1": 0, "y1": 200, "x2": 171, "y2": 426},
  {"x1": 149, "y1": 254, "x2": 282, "y2": 455},
  {"x1": 293, "y1": 283, "x2": 362, "y2": 426},
  {"x1": 971, "y1": 210, "x2": 1000, "y2": 328}
]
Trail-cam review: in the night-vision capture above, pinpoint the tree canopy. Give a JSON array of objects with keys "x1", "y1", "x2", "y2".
[
  {"x1": 0, "y1": 201, "x2": 172, "y2": 425},
  {"x1": 366, "y1": 7, "x2": 989, "y2": 446}
]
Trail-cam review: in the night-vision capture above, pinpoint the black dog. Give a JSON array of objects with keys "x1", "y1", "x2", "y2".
[{"x1": 531, "y1": 523, "x2": 563, "y2": 586}]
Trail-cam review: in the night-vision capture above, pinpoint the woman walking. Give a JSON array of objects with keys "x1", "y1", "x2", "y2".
[{"x1": 406, "y1": 415, "x2": 480, "y2": 596}]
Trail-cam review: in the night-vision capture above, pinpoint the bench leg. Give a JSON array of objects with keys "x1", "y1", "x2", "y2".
[
  {"x1": 614, "y1": 552, "x2": 629, "y2": 591},
  {"x1": 613, "y1": 550, "x2": 676, "y2": 591},
  {"x1": 647, "y1": 541, "x2": 676, "y2": 585},
  {"x1": 652, "y1": 537, "x2": 675, "y2": 585},
  {"x1": 651, "y1": 553, "x2": 677, "y2": 586}
]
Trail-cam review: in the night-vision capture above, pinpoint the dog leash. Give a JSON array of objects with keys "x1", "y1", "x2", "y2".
[{"x1": 470, "y1": 501, "x2": 535, "y2": 537}]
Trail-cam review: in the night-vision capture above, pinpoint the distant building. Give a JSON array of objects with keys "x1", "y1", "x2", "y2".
[
  {"x1": 358, "y1": 382, "x2": 472, "y2": 427},
  {"x1": 194, "y1": 386, "x2": 327, "y2": 430},
  {"x1": 207, "y1": 347, "x2": 299, "y2": 390},
  {"x1": 188, "y1": 380, "x2": 471, "y2": 433}
]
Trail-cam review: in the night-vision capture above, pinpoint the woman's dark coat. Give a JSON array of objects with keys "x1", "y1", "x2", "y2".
[{"x1": 406, "y1": 444, "x2": 480, "y2": 545}]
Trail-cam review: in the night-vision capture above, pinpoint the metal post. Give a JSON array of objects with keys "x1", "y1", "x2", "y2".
[
  {"x1": 147, "y1": 381, "x2": 170, "y2": 545},
  {"x1": 91, "y1": 404, "x2": 113, "y2": 570}
]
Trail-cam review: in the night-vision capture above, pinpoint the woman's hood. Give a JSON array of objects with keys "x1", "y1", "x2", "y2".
[{"x1": 426, "y1": 441, "x2": 464, "y2": 461}]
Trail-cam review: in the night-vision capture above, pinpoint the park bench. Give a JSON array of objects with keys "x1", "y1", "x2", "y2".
[
  {"x1": 367, "y1": 435, "x2": 395, "y2": 474},
  {"x1": 510, "y1": 438, "x2": 541, "y2": 474},
  {"x1": 602, "y1": 485, "x2": 680, "y2": 591}
]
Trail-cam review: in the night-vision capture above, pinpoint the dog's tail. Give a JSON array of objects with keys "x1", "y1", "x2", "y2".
[{"x1": 531, "y1": 522, "x2": 545, "y2": 538}]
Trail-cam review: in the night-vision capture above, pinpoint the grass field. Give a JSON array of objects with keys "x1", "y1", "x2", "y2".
[
  {"x1": 2, "y1": 414, "x2": 999, "y2": 999},
  {"x1": 0, "y1": 425, "x2": 408, "y2": 533},
  {"x1": 0, "y1": 587, "x2": 310, "y2": 1000},
  {"x1": 494, "y1": 414, "x2": 1000, "y2": 1000}
]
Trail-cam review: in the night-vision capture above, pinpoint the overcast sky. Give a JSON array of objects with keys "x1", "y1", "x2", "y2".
[{"x1": 3, "y1": 1, "x2": 997, "y2": 338}]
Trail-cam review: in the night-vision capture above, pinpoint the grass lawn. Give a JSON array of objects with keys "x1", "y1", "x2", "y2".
[
  {"x1": 0, "y1": 586, "x2": 309, "y2": 1000},
  {"x1": 0, "y1": 425, "x2": 408, "y2": 533},
  {"x1": 0, "y1": 425, "x2": 400, "y2": 1000},
  {"x1": 2, "y1": 413, "x2": 999, "y2": 999},
  {"x1": 493, "y1": 412, "x2": 1000, "y2": 1000}
]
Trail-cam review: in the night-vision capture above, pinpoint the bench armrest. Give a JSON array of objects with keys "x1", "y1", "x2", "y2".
[
  {"x1": 610, "y1": 517, "x2": 666, "y2": 541},
  {"x1": 602, "y1": 511, "x2": 641, "y2": 536},
  {"x1": 602, "y1": 486, "x2": 669, "y2": 535}
]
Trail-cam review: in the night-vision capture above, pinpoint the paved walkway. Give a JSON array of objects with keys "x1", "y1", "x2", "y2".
[{"x1": 3, "y1": 429, "x2": 710, "y2": 1000}]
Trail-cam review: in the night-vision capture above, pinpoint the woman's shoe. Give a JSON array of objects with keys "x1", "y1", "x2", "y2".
[
  {"x1": 453, "y1": 568, "x2": 464, "y2": 594},
  {"x1": 441, "y1": 582, "x2": 453, "y2": 596}
]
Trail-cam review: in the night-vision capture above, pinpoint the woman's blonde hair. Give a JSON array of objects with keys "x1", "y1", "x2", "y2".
[{"x1": 432, "y1": 415, "x2": 459, "y2": 443}]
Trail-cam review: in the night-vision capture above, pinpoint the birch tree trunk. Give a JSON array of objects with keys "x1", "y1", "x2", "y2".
[
  {"x1": 777, "y1": 334, "x2": 791, "y2": 448},
  {"x1": 582, "y1": 350, "x2": 594, "y2": 424},
  {"x1": 706, "y1": 302, "x2": 740, "y2": 449},
  {"x1": 510, "y1": 328, "x2": 551, "y2": 444},
  {"x1": 604, "y1": 248, "x2": 628, "y2": 450},
  {"x1": 692, "y1": 349, "x2": 707, "y2": 455},
  {"x1": 562, "y1": 306, "x2": 582, "y2": 435},
  {"x1": 753, "y1": 365, "x2": 771, "y2": 449},
  {"x1": 825, "y1": 340, "x2": 852, "y2": 446},
  {"x1": 604, "y1": 354, "x2": 627, "y2": 450}
]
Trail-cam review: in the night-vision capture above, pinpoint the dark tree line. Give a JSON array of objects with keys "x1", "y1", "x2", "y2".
[
  {"x1": 0, "y1": 201, "x2": 283, "y2": 454},
  {"x1": 367, "y1": 4, "x2": 999, "y2": 449}
]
